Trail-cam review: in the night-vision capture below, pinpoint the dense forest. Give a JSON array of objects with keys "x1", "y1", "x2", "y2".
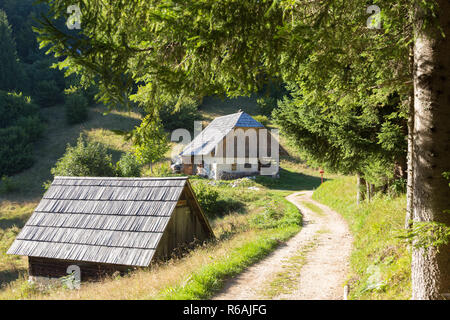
[{"x1": 0, "y1": 0, "x2": 95, "y2": 177}]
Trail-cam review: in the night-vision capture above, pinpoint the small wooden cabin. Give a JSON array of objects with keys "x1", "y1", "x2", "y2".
[
  {"x1": 7, "y1": 176, "x2": 214, "y2": 281},
  {"x1": 180, "y1": 111, "x2": 279, "y2": 180}
]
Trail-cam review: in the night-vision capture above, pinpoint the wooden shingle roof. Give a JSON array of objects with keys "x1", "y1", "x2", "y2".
[
  {"x1": 7, "y1": 176, "x2": 196, "y2": 267},
  {"x1": 180, "y1": 111, "x2": 264, "y2": 156}
]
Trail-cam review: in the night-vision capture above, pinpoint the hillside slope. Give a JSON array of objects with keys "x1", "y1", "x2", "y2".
[{"x1": 0, "y1": 104, "x2": 141, "y2": 288}]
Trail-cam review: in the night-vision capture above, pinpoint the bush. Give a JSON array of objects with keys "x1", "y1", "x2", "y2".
[
  {"x1": 51, "y1": 135, "x2": 115, "y2": 177},
  {"x1": 251, "y1": 199, "x2": 301, "y2": 229},
  {"x1": 192, "y1": 182, "x2": 220, "y2": 218},
  {"x1": 116, "y1": 152, "x2": 142, "y2": 177},
  {"x1": 0, "y1": 92, "x2": 39, "y2": 126},
  {"x1": 64, "y1": 75, "x2": 98, "y2": 106},
  {"x1": 0, "y1": 176, "x2": 18, "y2": 194},
  {"x1": 0, "y1": 126, "x2": 36, "y2": 176},
  {"x1": 389, "y1": 177, "x2": 406, "y2": 196},
  {"x1": 192, "y1": 181, "x2": 245, "y2": 218},
  {"x1": 65, "y1": 93, "x2": 89, "y2": 125},
  {"x1": 252, "y1": 115, "x2": 270, "y2": 127},
  {"x1": 34, "y1": 80, "x2": 64, "y2": 107},
  {"x1": 144, "y1": 162, "x2": 173, "y2": 177},
  {"x1": 0, "y1": 91, "x2": 44, "y2": 176}
]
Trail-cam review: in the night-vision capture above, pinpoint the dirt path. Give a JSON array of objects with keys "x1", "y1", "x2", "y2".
[{"x1": 213, "y1": 191, "x2": 352, "y2": 300}]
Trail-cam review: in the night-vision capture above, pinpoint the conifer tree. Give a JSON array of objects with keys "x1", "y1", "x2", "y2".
[{"x1": 0, "y1": 10, "x2": 23, "y2": 91}]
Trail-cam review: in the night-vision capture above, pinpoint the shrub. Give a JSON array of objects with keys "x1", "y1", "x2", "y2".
[
  {"x1": 116, "y1": 152, "x2": 142, "y2": 177},
  {"x1": 251, "y1": 196, "x2": 302, "y2": 230},
  {"x1": 65, "y1": 93, "x2": 88, "y2": 125},
  {"x1": 389, "y1": 177, "x2": 406, "y2": 196},
  {"x1": 0, "y1": 91, "x2": 44, "y2": 176},
  {"x1": 34, "y1": 80, "x2": 63, "y2": 107},
  {"x1": 51, "y1": 135, "x2": 115, "y2": 177},
  {"x1": 0, "y1": 91, "x2": 38, "y2": 127},
  {"x1": 192, "y1": 182, "x2": 220, "y2": 218},
  {"x1": 252, "y1": 115, "x2": 270, "y2": 127},
  {"x1": 159, "y1": 99, "x2": 201, "y2": 132},
  {"x1": 0, "y1": 126, "x2": 36, "y2": 176},
  {"x1": 144, "y1": 162, "x2": 173, "y2": 177},
  {"x1": 64, "y1": 71, "x2": 98, "y2": 106},
  {"x1": 0, "y1": 176, "x2": 18, "y2": 194},
  {"x1": 192, "y1": 181, "x2": 245, "y2": 218}
]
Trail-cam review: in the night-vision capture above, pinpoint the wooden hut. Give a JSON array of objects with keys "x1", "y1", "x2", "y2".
[
  {"x1": 179, "y1": 111, "x2": 279, "y2": 179},
  {"x1": 7, "y1": 176, "x2": 214, "y2": 281}
]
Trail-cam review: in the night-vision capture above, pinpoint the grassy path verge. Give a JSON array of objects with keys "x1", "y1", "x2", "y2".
[
  {"x1": 214, "y1": 191, "x2": 352, "y2": 300},
  {"x1": 312, "y1": 176, "x2": 410, "y2": 299}
]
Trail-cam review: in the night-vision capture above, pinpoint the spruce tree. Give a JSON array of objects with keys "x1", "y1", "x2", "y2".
[{"x1": 0, "y1": 10, "x2": 23, "y2": 91}]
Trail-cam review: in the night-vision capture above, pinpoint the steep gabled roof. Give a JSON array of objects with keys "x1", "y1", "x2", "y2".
[
  {"x1": 180, "y1": 111, "x2": 264, "y2": 157},
  {"x1": 7, "y1": 176, "x2": 211, "y2": 267}
]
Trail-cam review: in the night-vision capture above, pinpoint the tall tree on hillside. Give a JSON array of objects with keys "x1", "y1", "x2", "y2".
[
  {"x1": 0, "y1": 9, "x2": 23, "y2": 91},
  {"x1": 36, "y1": 0, "x2": 450, "y2": 299}
]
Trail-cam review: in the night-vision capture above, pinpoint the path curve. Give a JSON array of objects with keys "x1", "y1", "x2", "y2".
[{"x1": 213, "y1": 191, "x2": 352, "y2": 300}]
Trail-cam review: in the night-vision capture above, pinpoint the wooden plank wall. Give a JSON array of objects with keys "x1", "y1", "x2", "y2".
[{"x1": 28, "y1": 257, "x2": 132, "y2": 281}]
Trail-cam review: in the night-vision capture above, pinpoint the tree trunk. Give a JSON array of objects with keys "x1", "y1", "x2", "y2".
[
  {"x1": 356, "y1": 173, "x2": 365, "y2": 205},
  {"x1": 366, "y1": 181, "x2": 371, "y2": 203},
  {"x1": 412, "y1": 0, "x2": 450, "y2": 299},
  {"x1": 406, "y1": 86, "x2": 414, "y2": 230}
]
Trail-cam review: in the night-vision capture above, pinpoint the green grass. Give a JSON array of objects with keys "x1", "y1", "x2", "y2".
[
  {"x1": 300, "y1": 201, "x2": 325, "y2": 216},
  {"x1": 312, "y1": 176, "x2": 411, "y2": 300},
  {"x1": 153, "y1": 179, "x2": 303, "y2": 300},
  {"x1": 0, "y1": 202, "x2": 34, "y2": 288}
]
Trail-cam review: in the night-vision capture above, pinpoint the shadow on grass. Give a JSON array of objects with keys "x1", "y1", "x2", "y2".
[
  {"x1": 256, "y1": 167, "x2": 330, "y2": 191},
  {"x1": 0, "y1": 269, "x2": 25, "y2": 288},
  {"x1": 0, "y1": 216, "x2": 27, "y2": 230},
  {"x1": 86, "y1": 107, "x2": 141, "y2": 132}
]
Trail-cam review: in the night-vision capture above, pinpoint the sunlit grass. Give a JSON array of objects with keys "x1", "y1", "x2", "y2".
[
  {"x1": 312, "y1": 176, "x2": 410, "y2": 300},
  {"x1": 0, "y1": 189, "x2": 301, "y2": 300}
]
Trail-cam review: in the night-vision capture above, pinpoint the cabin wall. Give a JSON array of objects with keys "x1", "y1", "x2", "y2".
[
  {"x1": 180, "y1": 127, "x2": 275, "y2": 180},
  {"x1": 28, "y1": 257, "x2": 132, "y2": 282},
  {"x1": 154, "y1": 205, "x2": 209, "y2": 259}
]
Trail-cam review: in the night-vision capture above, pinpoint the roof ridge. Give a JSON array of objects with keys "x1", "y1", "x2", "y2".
[{"x1": 54, "y1": 176, "x2": 188, "y2": 180}]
